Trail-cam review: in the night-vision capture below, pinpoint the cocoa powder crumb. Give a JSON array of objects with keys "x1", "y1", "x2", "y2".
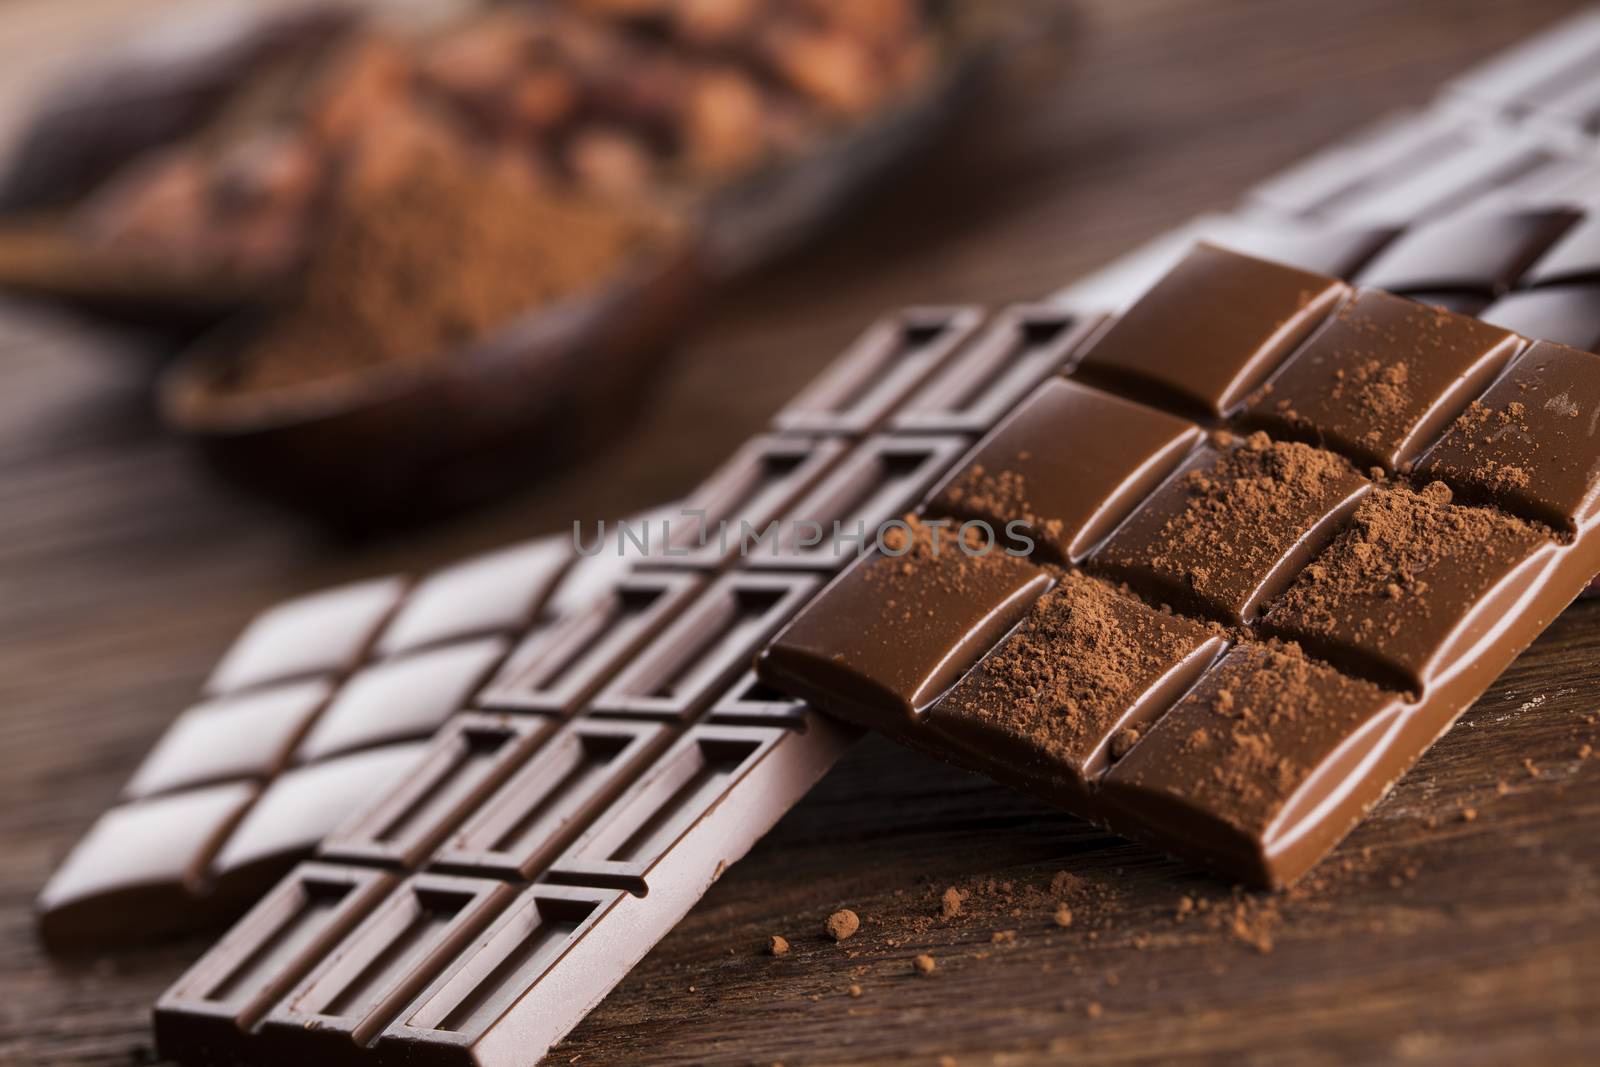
[
  {"x1": 913, "y1": 953, "x2": 937, "y2": 976},
  {"x1": 1109, "y1": 727, "x2": 1142, "y2": 760},
  {"x1": 1053, "y1": 904, "x2": 1074, "y2": 928},
  {"x1": 767, "y1": 935, "x2": 789, "y2": 956},
  {"x1": 824, "y1": 909, "x2": 860, "y2": 942},
  {"x1": 1050, "y1": 871, "x2": 1085, "y2": 897},
  {"x1": 848, "y1": 983, "x2": 862, "y2": 998},
  {"x1": 939, "y1": 887, "x2": 965, "y2": 920}
]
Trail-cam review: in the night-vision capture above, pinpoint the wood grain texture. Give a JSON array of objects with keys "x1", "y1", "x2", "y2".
[{"x1": 3, "y1": 0, "x2": 1599, "y2": 1064}]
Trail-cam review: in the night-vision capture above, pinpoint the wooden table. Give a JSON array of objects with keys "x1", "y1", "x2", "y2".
[{"x1": 4, "y1": 1, "x2": 1600, "y2": 1063}]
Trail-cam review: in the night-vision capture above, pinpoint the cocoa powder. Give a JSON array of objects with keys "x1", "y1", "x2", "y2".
[
  {"x1": 939, "y1": 570, "x2": 1214, "y2": 767},
  {"x1": 227, "y1": 138, "x2": 664, "y2": 392}
]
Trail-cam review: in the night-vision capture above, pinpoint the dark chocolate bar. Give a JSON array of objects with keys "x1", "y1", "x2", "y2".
[
  {"x1": 36, "y1": 535, "x2": 574, "y2": 949},
  {"x1": 150, "y1": 301, "x2": 1103, "y2": 1065},
  {"x1": 762, "y1": 242, "x2": 1600, "y2": 889}
]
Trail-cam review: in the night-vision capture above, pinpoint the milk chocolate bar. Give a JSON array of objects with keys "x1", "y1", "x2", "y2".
[
  {"x1": 150, "y1": 302, "x2": 1101, "y2": 1065},
  {"x1": 762, "y1": 242, "x2": 1600, "y2": 889}
]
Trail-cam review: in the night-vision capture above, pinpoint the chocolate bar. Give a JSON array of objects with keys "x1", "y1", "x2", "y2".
[
  {"x1": 149, "y1": 302, "x2": 1101, "y2": 1065},
  {"x1": 36, "y1": 536, "x2": 573, "y2": 949},
  {"x1": 762, "y1": 242, "x2": 1600, "y2": 889}
]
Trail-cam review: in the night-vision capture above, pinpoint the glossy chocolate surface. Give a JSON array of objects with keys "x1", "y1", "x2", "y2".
[
  {"x1": 1480, "y1": 285, "x2": 1600, "y2": 353},
  {"x1": 762, "y1": 244, "x2": 1600, "y2": 892},
  {"x1": 205, "y1": 576, "x2": 406, "y2": 695},
  {"x1": 37, "y1": 782, "x2": 258, "y2": 950},
  {"x1": 771, "y1": 305, "x2": 982, "y2": 435},
  {"x1": 293, "y1": 637, "x2": 508, "y2": 762},
  {"x1": 123, "y1": 679, "x2": 332, "y2": 799},
  {"x1": 925, "y1": 378, "x2": 1202, "y2": 563},
  {"x1": 1242, "y1": 288, "x2": 1521, "y2": 471},
  {"x1": 1076, "y1": 242, "x2": 1348, "y2": 416},
  {"x1": 374, "y1": 537, "x2": 570, "y2": 656},
  {"x1": 1100, "y1": 643, "x2": 1408, "y2": 884},
  {"x1": 1417, "y1": 340, "x2": 1600, "y2": 530},
  {"x1": 1091, "y1": 437, "x2": 1371, "y2": 623},
  {"x1": 759, "y1": 521, "x2": 1051, "y2": 722},
  {"x1": 1356, "y1": 207, "x2": 1579, "y2": 294}
]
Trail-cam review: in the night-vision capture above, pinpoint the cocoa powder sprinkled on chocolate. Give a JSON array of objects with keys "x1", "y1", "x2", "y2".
[
  {"x1": 1097, "y1": 434, "x2": 1367, "y2": 620},
  {"x1": 936, "y1": 570, "x2": 1215, "y2": 769},
  {"x1": 1269, "y1": 483, "x2": 1548, "y2": 679}
]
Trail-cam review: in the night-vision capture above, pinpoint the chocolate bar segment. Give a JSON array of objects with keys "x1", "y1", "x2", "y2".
[
  {"x1": 319, "y1": 713, "x2": 557, "y2": 870},
  {"x1": 588, "y1": 572, "x2": 817, "y2": 720},
  {"x1": 375, "y1": 717, "x2": 855, "y2": 1067},
  {"x1": 1525, "y1": 213, "x2": 1600, "y2": 286},
  {"x1": 771, "y1": 305, "x2": 983, "y2": 435},
  {"x1": 759, "y1": 519, "x2": 1052, "y2": 723},
  {"x1": 374, "y1": 538, "x2": 569, "y2": 656},
  {"x1": 1479, "y1": 288, "x2": 1600, "y2": 359},
  {"x1": 292, "y1": 637, "x2": 508, "y2": 762},
  {"x1": 476, "y1": 572, "x2": 702, "y2": 715},
  {"x1": 429, "y1": 718, "x2": 667, "y2": 880},
  {"x1": 257, "y1": 874, "x2": 512, "y2": 1055},
  {"x1": 924, "y1": 570, "x2": 1225, "y2": 799},
  {"x1": 37, "y1": 782, "x2": 257, "y2": 950},
  {"x1": 154, "y1": 864, "x2": 396, "y2": 1065},
  {"x1": 1263, "y1": 483, "x2": 1555, "y2": 690},
  {"x1": 704, "y1": 670, "x2": 811, "y2": 731},
  {"x1": 205, "y1": 577, "x2": 406, "y2": 696},
  {"x1": 544, "y1": 724, "x2": 795, "y2": 893},
  {"x1": 1416, "y1": 340, "x2": 1600, "y2": 529},
  {"x1": 209, "y1": 742, "x2": 431, "y2": 905},
  {"x1": 925, "y1": 378, "x2": 1203, "y2": 563},
  {"x1": 651, "y1": 435, "x2": 848, "y2": 568},
  {"x1": 371, "y1": 885, "x2": 624, "y2": 1067},
  {"x1": 1202, "y1": 219, "x2": 1399, "y2": 279},
  {"x1": 1241, "y1": 289, "x2": 1521, "y2": 471},
  {"x1": 1091, "y1": 436, "x2": 1371, "y2": 623},
  {"x1": 748, "y1": 434, "x2": 969, "y2": 572},
  {"x1": 1355, "y1": 207, "x2": 1579, "y2": 294},
  {"x1": 1100, "y1": 642, "x2": 1408, "y2": 886},
  {"x1": 123, "y1": 679, "x2": 332, "y2": 799},
  {"x1": 890, "y1": 305, "x2": 1101, "y2": 435},
  {"x1": 1075, "y1": 243, "x2": 1348, "y2": 416}
]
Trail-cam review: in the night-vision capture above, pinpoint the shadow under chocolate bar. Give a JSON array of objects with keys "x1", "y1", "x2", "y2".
[
  {"x1": 148, "y1": 302, "x2": 1104, "y2": 1064},
  {"x1": 763, "y1": 242, "x2": 1600, "y2": 890}
]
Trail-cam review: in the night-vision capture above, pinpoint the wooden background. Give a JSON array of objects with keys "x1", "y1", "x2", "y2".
[{"x1": 4, "y1": 1, "x2": 1600, "y2": 1064}]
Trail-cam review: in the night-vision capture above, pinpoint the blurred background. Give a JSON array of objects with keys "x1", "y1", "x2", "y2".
[{"x1": 1, "y1": 1, "x2": 1594, "y2": 1063}]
